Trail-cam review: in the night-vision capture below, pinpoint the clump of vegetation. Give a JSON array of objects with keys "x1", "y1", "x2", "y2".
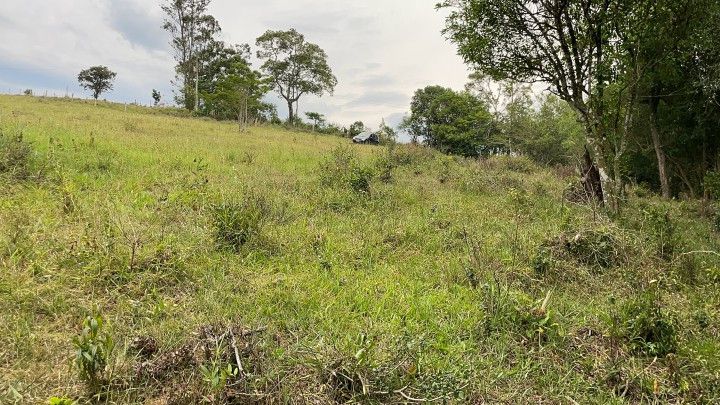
[
  {"x1": 563, "y1": 228, "x2": 621, "y2": 269},
  {"x1": 480, "y1": 282, "x2": 560, "y2": 344},
  {"x1": 0, "y1": 130, "x2": 34, "y2": 180},
  {"x1": 615, "y1": 292, "x2": 678, "y2": 357},
  {"x1": 211, "y1": 195, "x2": 269, "y2": 252},
  {"x1": 319, "y1": 146, "x2": 375, "y2": 194},
  {"x1": 531, "y1": 245, "x2": 555, "y2": 275},
  {"x1": 642, "y1": 206, "x2": 678, "y2": 260},
  {"x1": 199, "y1": 341, "x2": 239, "y2": 394},
  {"x1": 72, "y1": 315, "x2": 113, "y2": 390}
]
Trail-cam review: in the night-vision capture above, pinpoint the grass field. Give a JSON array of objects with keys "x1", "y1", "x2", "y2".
[{"x1": 1, "y1": 95, "x2": 719, "y2": 404}]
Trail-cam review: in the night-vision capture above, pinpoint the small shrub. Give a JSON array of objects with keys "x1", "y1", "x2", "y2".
[
  {"x1": 319, "y1": 147, "x2": 375, "y2": 194},
  {"x1": 73, "y1": 314, "x2": 113, "y2": 389},
  {"x1": 704, "y1": 171, "x2": 720, "y2": 200},
  {"x1": 0, "y1": 130, "x2": 33, "y2": 179},
  {"x1": 480, "y1": 279, "x2": 559, "y2": 343},
  {"x1": 564, "y1": 229, "x2": 619, "y2": 269},
  {"x1": 643, "y1": 206, "x2": 677, "y2": 260},
  {"x1": 23, "y1": 89, "x2": 33, "y2": 96},
  {"x1": 348, "y1": 166, "x2": 374, "y2": 194},
  {"x1": 211, "y1": 195, "x2": 268, "y2": 252},
  {"x1": 481, "y1": 155, "x2": 537, "y2": 174},
  {"x1": 199, "y1": 342, "x2": 238, "y2": 393},
  {"x1": 617, "y1": 292, "x2": 677, "y2": 356},
  {"x1": 531, "y1": 245, "x2": 555, "y2": 275}
]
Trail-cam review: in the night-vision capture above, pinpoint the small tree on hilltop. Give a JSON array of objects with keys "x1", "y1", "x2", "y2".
[
  {"x1": 78, "y1": 66, "x2": 116, "y2": 100},
  {"x1": 349, "y1": 121, "x2": 366, "y2": 137},
  {"x1": 152, "y1": 89, "x2": 161, "y2": 106},
  {"x1": 305, "y1": 112, "x2": 325, "y2": 130}
]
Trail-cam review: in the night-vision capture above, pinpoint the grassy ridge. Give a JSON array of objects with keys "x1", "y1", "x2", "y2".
[{"x1": 1, "y1": 95, "x2": 719, "y2": 403}]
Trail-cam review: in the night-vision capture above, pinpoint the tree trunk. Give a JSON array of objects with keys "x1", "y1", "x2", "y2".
[
  {"x1": 287, "y1": 100, "x2": 294, "y2": 124},
  {"x1": 586, "y1": 133, "x2": 611, "y2": 206},
  {"x1": 195, "y1": 62, "x2": 200, "y2": 112},
  {"x1": 649, "y1": 99, "x2": 670, "y2": 198}
]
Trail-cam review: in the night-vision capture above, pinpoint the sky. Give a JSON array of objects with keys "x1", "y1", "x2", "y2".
[{"x1": 0, "y1": 0, "x2": 471, "y2": 130}]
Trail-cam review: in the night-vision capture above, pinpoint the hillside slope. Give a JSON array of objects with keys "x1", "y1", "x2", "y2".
[{"x1": 1, "y1": 95, "x2": 719, "y2": 403}]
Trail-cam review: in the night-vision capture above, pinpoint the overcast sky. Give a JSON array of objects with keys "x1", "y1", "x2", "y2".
[{"x1": 0, "y1": 0, "x2": 471, "y2": 129}]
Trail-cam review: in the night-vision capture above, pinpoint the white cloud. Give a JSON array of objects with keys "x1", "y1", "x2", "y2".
[{"x1": 0, "y1": 0, "x2": 470, "y2": 127}]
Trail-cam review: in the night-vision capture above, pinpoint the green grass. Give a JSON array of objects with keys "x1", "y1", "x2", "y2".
[{"x1": 1, "y1": 95, "x2": 719, "y2": 403}]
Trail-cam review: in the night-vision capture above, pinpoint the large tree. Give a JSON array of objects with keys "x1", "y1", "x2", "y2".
[
  {"x1": 255, "y1": 29, "x2": 337, "y2": 124},
  {"x1": 77, "y1": 66, "x2": 116, "y2": 100},
  {"x1": 403, "y1": 86, "x2": 498, "y2": 157},
  {"x1": 161, "y1": 0, "x2": 220, "y2": 111},
  {"x1": 439, "y1": 0, "x2": 662, "y2": 209}
]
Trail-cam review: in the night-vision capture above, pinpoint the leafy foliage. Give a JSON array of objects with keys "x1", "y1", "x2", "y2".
[
  {"x1": 256, "y1": 29, "x2": 337, "y2": 123},
  {"x1": 211, "y1": 195, "x2": 268, "y2": 252},
  {"x1": 403, "y1": 86, "x2": 498, "y2": 157},
  {"x1": 77, "y1": 66, "x2": 116, "y2": 99},
  {"x1": 617, "y1": 292, "x2": 678, "y2": 357},
  {"x1": 73, "y1": 315, "x2": 113, "y2": 389},
  {"x1": 161, "y1": 0, "x2": 219, "y2": 111},
  {"x1": 0, "y1": 130, "x2": 33, "y2": 180},
  {"x1": 319, "y1": 146, "x2": 375, "y2": 194}
]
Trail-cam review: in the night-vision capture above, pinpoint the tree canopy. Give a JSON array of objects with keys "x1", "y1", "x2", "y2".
[
  {"x1": 403, "y1": 86, "x2": 498, "y2": 157},
  {"x1": 256, "y1": 29, "x2": 337, "y2": 123},
  {"x1": 77, "y1": 66, "x2": 116, "y2": 100}
]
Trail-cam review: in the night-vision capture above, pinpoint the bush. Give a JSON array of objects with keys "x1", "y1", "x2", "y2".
[
  {"x1": 704, "y1": 171, "x2": 720, "y2": 200},
  {"x1": 617, "y1": 292, "x2": 677, "y2": 356},
  {"x1": 480, "y1": 155, "x2": 537, "y2": 174},
  {"x1": 0, "y1": 130, "x2": 34, "y2": 180},
  {"x1": 642, "y1": 206, "x2": 678, "y2": 260},
  {"x1": 73, "y1": 315, "x2": 113, "y2": 390},
  {"x1": 564, "y1": 229, "x2": 619, "y2": 269},
  {"x1": 480, "y1": 281, "x2": 560, "y2": 344},
  {"x1": 211, "y1": 195, "x2": 268, "y2": 252},
  {"x1": 319, "y1": 147, "x2": 375, "y2": 194},
  {"x1": 531, "y1": 245, "x2": 555, "y2": 275},
  {"x1": 348, "y1": 166, "x2": 374, "y2": 194}
]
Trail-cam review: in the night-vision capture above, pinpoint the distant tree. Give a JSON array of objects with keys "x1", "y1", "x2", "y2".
[
  {"x1": 23, "y1": 89, "x2": 32, "y2": 96},
  {"x1": 77, "y1": 66, "x2": 116, "y2": 99},
  {"x1": 152, "y1": 89, "x2": 161, "y2": 106},
  {"x1": 403, "y1": 86, "x2": 498, "y2": 157},
  {"x1": 349, "y1": 121, "x2": 366, "y2": 137},
  {"x1": 256, "y1": 29, "x2": 337, "y2": 124},
  {"x1": 161, "y1": 0, "x2": 220, "y2": 111},
  {"x1": 378, "y1": 119, "x2": 397, "y2": 145},
  {"x1": 305, "y1": 112, "x2": 325, "y2": 130}
]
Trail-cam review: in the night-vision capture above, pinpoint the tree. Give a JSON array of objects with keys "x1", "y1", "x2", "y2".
[
  {"x1": 349, "y1": 121, "x2": 366, "y2": 137},
  {"x1": 256, "y1": 29, "x2": 337, "y2": 124},
  {"x1": 201, "y1": 61, "x2": 272, "y2": 130},
  {"x1": 152, "y1": 89, "x2": 161, "y2": 106},
  {"x1": 161, "y1": 0, "x2": 220, "y2": 111},
  {"x1": 439, "y1": 0, "x2": 661, "y2": 209},
  {"x1": 305, "y1": 112, "x2": 326, "y2": 130},
  {"x1": 77, "y1": 66, "x2": 116, "y2": 100},
  {"x1": 403, "y1": 86, "x2": 498, "y2": 157},
  {"x1": 378, "y1": 119, "x2": 397, "y2": 145}
]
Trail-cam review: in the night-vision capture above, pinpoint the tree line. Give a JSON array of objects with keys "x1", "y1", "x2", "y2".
[
  {"x1": 424, "y1": 0, "x2": 720, "y2": 209},
  {"x1": 161, "y1": 0, "x2": 337, "y2": 129}
]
